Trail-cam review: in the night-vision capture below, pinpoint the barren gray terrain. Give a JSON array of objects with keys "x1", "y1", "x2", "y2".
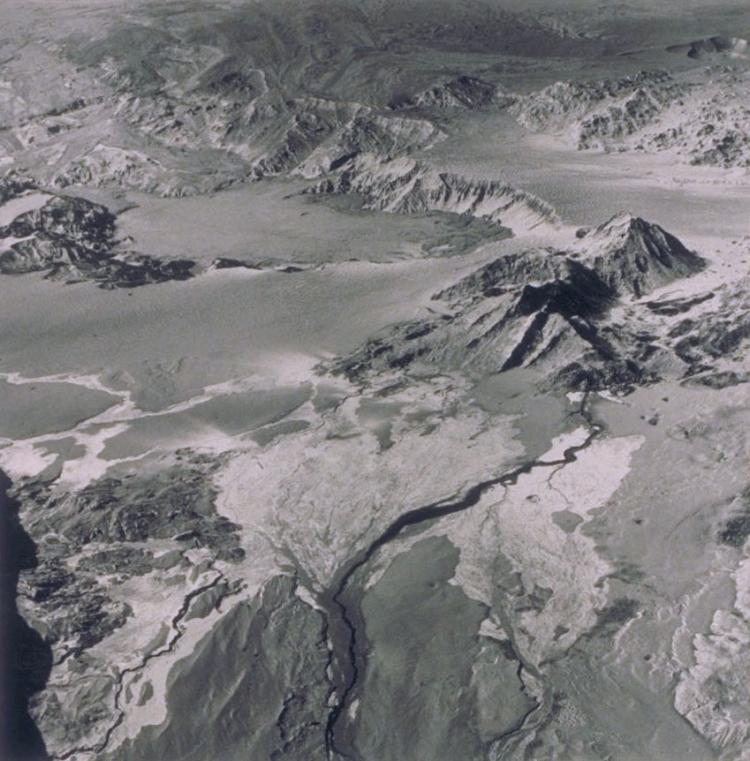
[{"x1": 1, "y1": 2, "x2": 749, "y2": 760}]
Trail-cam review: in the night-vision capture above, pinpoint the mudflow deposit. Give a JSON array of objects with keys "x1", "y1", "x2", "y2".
[{"x1": 2, "y1": 1, "x2": 750, "y2": 760}]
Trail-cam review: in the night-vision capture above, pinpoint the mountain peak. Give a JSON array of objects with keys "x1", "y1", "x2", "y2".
[
  {"x1": 584, "y1": 213, "x2": 705, "y2": 297},
  {"x1": 594, "y1": 211, "x2": 654, "y2": 235}
]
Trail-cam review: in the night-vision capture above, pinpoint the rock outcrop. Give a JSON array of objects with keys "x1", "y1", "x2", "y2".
[
  {"x1": 306, "y1": 154, "x2": 558, "y2": 235},
  {"x1": 511, "y1": 67, "x2": 750, "y2": 168},
  {"x1": 291, "y1": 106, "x2": 443, "y2": 179},
  {"x1": 510, "y1": 70, "x2": 686, "y2": 150},
  {"x1": 389, "y1": 75, "x2": 499, "y2": 112},
  {"x1": 0, "y1": 174, "x2": 196, "y2": 286},
  {"x1": 675, "y1": 36, "x2": 750, "y2": 60},
  {"x1": 12, "y1": 459, "x2": 245, "y2": 758}
]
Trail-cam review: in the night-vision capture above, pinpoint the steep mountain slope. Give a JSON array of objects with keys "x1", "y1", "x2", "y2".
[
  {"x1": 647, "y1": 71, "x2": 750, "y2": 168},
  {"x1": 509, "y1": 64, "x2": 750, "y2": 167},
  {"x1": 509, "y1": 70, "x2": 687, "y2": 149},
  {"x1": 0, "y1": 0, "x2": 600, "y2": 198},
  {"x1": 581, "y1": 213, "x2": 705, "y2": 297},
  {"x1": 331, "y1": 214, "x2": 706, "y2": 387},
  {"x1": 305, "y1": 154, "x2": 559, "y2": 235}
]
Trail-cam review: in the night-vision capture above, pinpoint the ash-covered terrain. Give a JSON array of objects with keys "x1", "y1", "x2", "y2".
[{"x1": 1, "y1": 1, "x2": 750, "y2": 760}]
